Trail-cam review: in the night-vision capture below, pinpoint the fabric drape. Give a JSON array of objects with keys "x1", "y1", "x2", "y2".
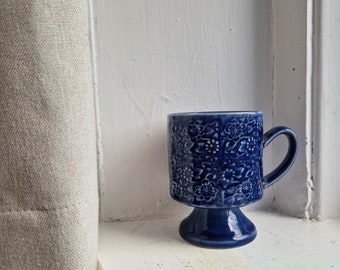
[{"x1": 0, "y1": 1, "x2": 98, "y2": 269}]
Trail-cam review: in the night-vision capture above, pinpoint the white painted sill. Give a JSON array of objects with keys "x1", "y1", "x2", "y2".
[{"x1": 98, "y1": 210, "x2": 340, "y2": 270}]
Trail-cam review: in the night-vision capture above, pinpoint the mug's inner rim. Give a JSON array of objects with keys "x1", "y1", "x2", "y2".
[{"x1": 169, "y1": 111, "x2": 262, "y2": 117}]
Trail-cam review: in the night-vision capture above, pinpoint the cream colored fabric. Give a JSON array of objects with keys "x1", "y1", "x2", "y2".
[{"x1": 0, "y1": 1, "x2": 98, "y2": 269}]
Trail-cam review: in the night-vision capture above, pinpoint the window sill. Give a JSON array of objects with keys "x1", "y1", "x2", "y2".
[{"x1": 98, "y1": 210, "x2": 339, "y2": 269}]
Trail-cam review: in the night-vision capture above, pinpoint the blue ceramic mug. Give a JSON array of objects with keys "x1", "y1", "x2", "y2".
[{"x1": 168, "y1": 111, "x2": 298, "y2": 248}]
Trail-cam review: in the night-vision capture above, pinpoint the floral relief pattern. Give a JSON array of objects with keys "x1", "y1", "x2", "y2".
[
  {"x1": 193, "y1": 181, "x2": 218, "y2": 202},
  {"x1": 169, "y1": 114, "x2": 263, "y2": 207}
]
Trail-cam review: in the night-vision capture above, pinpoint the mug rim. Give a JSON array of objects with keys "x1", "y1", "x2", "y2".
[{"x1": 168, "y1": 111, "x2": 262, "y2": 117}]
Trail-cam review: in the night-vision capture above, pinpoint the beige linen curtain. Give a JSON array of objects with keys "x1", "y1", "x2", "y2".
[{"x1": 0, "y1": 1, "x2": 98, "y2": 269}]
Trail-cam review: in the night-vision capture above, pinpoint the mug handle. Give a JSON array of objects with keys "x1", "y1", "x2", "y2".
[{"x1": 263, "y1": 126, "x2": 298, "y2": 189}]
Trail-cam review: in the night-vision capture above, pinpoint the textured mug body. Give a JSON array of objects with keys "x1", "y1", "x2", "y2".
[{"x1": 168, "y1": 111, "x2": 264, "y2": 209}]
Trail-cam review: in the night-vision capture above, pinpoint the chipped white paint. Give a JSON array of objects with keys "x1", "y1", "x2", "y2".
[
  {"x1": 93, "y1": 0, "x2": 275, "y2": 221},
  {"x1": 305, "y1": 0, "x2": 315, "y2": 220},
  {"x1": 88, "y1": 0, "x2": 106, "y2": 219}
]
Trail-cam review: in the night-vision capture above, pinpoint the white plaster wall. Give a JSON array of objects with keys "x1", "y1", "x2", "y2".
[
  {"x1": 93, "y1": 0, "x2": 277, "y2": 221},
  {"x1": 271, "y1": 0, "x2": 309, "y2": 218}
]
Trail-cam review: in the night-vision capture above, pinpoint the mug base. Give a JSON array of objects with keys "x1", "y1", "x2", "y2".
[{"x1": 179, "y1": 207, "x2": 256, "y2": 248}]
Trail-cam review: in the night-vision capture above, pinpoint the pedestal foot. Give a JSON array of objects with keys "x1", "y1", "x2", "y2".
[{"x1": 179, "y1": 207, "x2": 256, "y2": 248}]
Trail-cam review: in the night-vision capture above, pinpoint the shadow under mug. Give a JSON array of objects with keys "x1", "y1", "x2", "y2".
[{"x1": 168, "y1": 111, "x2": 298, "y2": 248}]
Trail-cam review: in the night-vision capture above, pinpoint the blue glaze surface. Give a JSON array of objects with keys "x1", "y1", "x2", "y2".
[
  {"x1": 179, "y1": 208, "x2": 256, "y2": 248},
  {"x1": 168, "y1": 111, "x2": 298, "y2": 248},
  {"x1": 168, "y1": 112, "x2": 264, "y2": 208}
]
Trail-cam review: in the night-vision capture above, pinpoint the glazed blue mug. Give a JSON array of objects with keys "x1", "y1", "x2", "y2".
[{"x1": 168, "y1": 111, "x2": 298, "y2": 248}]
